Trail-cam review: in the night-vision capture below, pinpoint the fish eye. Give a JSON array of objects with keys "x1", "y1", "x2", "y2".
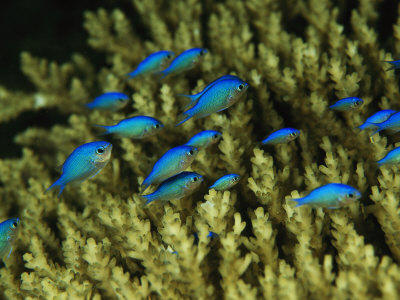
[
  {"x1": 167, "y1": 54, "x2": 171, "y2": 59},
  {"x1": 192, "y1": 176, "x2": 198, "y2": 182},
  {"x1": 199, "y1": 50, "x2": 204, "y2": 56},
  {"x1": 213, "y1": 134, "x2": 219, "y2": 139},
  {"x1": 118, "y1": 98, "x2": 125, "y2": 102},
  {"x1": 188, "y1": 150, "x2": 194, "y2": 156},
  {"x1": 12, "y1": 222, "x2": 18, "y2": 228},
  {"x1": 348, "y1": 193, "x2": 354, "y2": 198},
  {"x1": 238, "y1": 84, "x2": 244, "y2": 90},
  {"x1": 96, "y1": 146, "x2": 105, "y2": 155},
  {"x1": 290, "y1": 132, "x2": 297, "y2": 137},
  {"x1": 155, "y1": 124, "x2": 160, "y2": 129}
]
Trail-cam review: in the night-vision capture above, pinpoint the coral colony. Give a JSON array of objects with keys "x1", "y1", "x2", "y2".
[{"x1": 2, "y1": 0, "x2": 400, "y2": 299}]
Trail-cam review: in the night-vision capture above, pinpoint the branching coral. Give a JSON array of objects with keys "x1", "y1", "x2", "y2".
[{"x1": 2, "y1": 0, "x2": 400, "y2": 299}]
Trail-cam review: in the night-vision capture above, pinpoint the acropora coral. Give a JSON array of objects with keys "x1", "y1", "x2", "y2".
[{"x1": 2, "y1": 0, "x2": 400, "y2": 299}]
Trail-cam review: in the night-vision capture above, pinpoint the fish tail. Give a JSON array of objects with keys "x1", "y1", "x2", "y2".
[
  {"x1": 176, "y1": 111, "x2": 193, "y2": 126},
  {"x1": 371, "y1": 123, "x2": 386, "y2": 135},
  {"x1": 157, "y1": 70, "x2": 168, "y2": 81},
  {"x1": 93, "y1": 125, "x2": 111, "y2": 136},
  {"x1": 176, "y1": 94, "x2": 199, "y2": 110},
  {"x1": 141, "y1": 177, "x2": 151, "y2": 192},
  {"x1": 46, "y1": 179, "x2": 65, "y2": 198},
  {"x1": 357, "y1": 123, "x2": 368, "y2": 131},
  {"x1": 292, "y1": 197, "x2": 306, "y2": 207},
  {"x1": 141, "y1": 194, "x2": 155, "y2": 207}
]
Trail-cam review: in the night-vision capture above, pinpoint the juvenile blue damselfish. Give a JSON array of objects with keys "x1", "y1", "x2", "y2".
[
  {"x1": 95, "y1": 116, "x2": 164, "y2": 139},
  {"x1": 86, "y1": 92, "x2": 130, "y2": 111},
  {"x1": 176, "y1": 77, "x2": 248, "y2": 126},
  {"x1": 126, "y1": 51, "x2": 175, "y2": 78},
  {"x1": 0, "y1": 218, "x2": 20, "y2": 261},
  {"x1": 377, "y1": 147, "x2": 400, "y2": 166},
  {"x1": 329, "y1": 97, "x2": 363, "y2": 111},
  {"x1": 292, "y1": 183, "x2": 361, "y2": 208},
  {"x1": 185, "y1": 130, "x2": 222, "y2": 149},
  {"x1": 372, "y1": 112, "x2": 400, "y2": 135},
  {"x1": 178, "y1": 75, "x2": 241, "y2": 110},
  {"x1": 261, "y1": 128, "x2": 300, "y2": 145},
  {"x1": 358, "y1": 110, "x2": 397, "y2": 131},
  {"x1": 384, "y1": 60, "x2": 400, "y2": 71},
  {"x1": 209, "y1": 174, "x2": 240, "y2": 191},
  {"x1": 141, "y1": 145, "x2": 199, "y2": 191},
  {"x1": 47, "y1": 141, "x2": 112, "y2": 197},
  {"x1": 159, "y1": 48, "x2": 207, "y2": 80},
  {"x1": 142, "y1": 172, "x2": 203, "y2": 206}
]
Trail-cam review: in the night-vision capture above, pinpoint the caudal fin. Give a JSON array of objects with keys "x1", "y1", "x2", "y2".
[
  {"x1": 141, "y1": 194, "x2": 155, "y2": 207},
  {"x1": 93, "y1": 125, "x2": 111, "y2": 136},
  {"x1": 46, "y1": 179, "x2": 65, "y2": 198},
  {"x1": 176, "y1": 111, "x2": 193, "y2": 126},
  {"x1": 292, "y1": 197, "x2": 306, "y2": 207},
  {"x1": 176, "y1": 94, "x2": 201, "y2": 110}
]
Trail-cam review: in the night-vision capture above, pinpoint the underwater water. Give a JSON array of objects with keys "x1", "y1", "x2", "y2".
[{"x1": 1, "y1": 0, "x2": 400, "y2": 299}]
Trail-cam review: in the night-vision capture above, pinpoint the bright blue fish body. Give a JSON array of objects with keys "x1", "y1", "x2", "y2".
[
  {"x1": 159, "y1": 48, "x2": 207, "y2": 79},
  {"x1": 261, "y1": 128, "x2": 300, "y2": 145},
  {"x1": 0, "y1": 218, "x2": 20, "y2": 260},
  {"x1": 377, "y1": 147, "x2": 400, "y2": 166},
  {"x1": 126, "y1": 51, "x2": 175, "y2": 78},
  {"x1": 384, "y1": 60, "x2": 400, "y2": 71},
  {"x1": 141, "y1": 145, "x2": 199, "y2": 191},
  {"x1": 178, "y1": 75, "x2": 241, "y2": 109},
  {"x1": 372, "y1": 112, "x2": 400, "y2": 135},
  {"x1": 47, "y1": 141, "x2": 112, "y2": 197},
  {"x1": 142, "y1": 172, "x2": 203, "y2": 206},
  {"x1": 209, "y1": 174, "x2": 240, "y2": 191},
  {"x1": 185, "y1": 130, "x2": 222, "y2": 149},
  {"x1": 329, "y1": 97, "x2": 363, "y2": 111},
  {"x1": 176, "y1": 77, "x2": 248, "y2": 126},
  {"x1": 95, "y1": 116, "x2": 164, "y2": 138},
  {"x1": 86, "y1": 92, "x2": 130, "y2": 111},
  {"x1": 293, "y1": 183, "x2": 361, "y2": 208},
  {"x1": 358, "y1": 110, "x2": 397, "y2": 131}
]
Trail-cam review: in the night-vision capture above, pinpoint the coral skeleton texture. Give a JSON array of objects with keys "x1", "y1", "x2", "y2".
[{"x1": 1, "y1": 0, "x2": 400, "y2": 299}]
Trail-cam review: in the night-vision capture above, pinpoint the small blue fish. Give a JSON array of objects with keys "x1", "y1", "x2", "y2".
[
  {"x1": 358, "y1": 110, "x2": 397, "y2": 131},
  {"x1": 126, "y1": 51, "x2": 175, "y2": 78},
  {"x1": 159, "y1": 48, "x2": 208, "y2": 80},
  {"x1": 372, "y1": 111, "x2": 400, "y2": 135},
  {"x1": 209, "y1": 174, "x2": 240, "y2": 191},
  {"x1": 178, "y1": 75, "x2": 241, "y2": 109},
  {"x1": 329, "y1": 97, "x2": 363, "y2": 111},
  {"x1": 142, "y1": 172, "x2": 203, "y2": 206},
  {"x1": 384, "y1": 60, "x2": 400, "y2": 71},
  {"x1": 176, "y1": 77, "x2": 248, "y2": 126},
  {"x1": 95, "y1": 116, "x2": 164, "y2": 139},
  {"x1": 47, "y1": 141, "x2": 112, "y2": 197},
  {"x1": 193, "y1": 231, "x2": 219, "y2": 245},
  {"x1": 141, "y1": 145, "x2": 199, "y2": 191},
  {"x1": 261, "y1": 128, "x2": 300, "y2": 145},
  {"x1": 185, "y1": 130, "x2": 222, "y2": 149},
  {"x1": 377, "y1": 147, "x2": 400, "y2": 166},
  {"x1": 86, "y1": 92, "x2": 130, "y2": 111},
  {"x1": 0, "y1": 218, "x2": 20, "y2": 261},
  {"x1": 292, "y1": 183, "x2": 361, "y2": 208}
]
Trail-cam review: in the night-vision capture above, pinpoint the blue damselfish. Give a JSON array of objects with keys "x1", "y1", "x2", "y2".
[
  {"x1": 377, "y1": 147, "x2": 400, "y2": 166},
  {"x1": 209, "y1": 174, "x2": 240, "y2": 191},
  {"x1": 0, "y1": 218, "x2": 20, "y2": 261},
  {"x1": 185, "y1": 130, "x2": 222, "y2": 149},
  {"x1": 86, "y1": 92, "x2": 130, "y2": 111},
  {"x1": 178, "y1": 75, "x2": 241, "y2": 109},
  {"x1": 47, "y1": 141, "x2": 112, "y2": 197},
  {"x1": 292, "y1": 183, "x2": 361, "y2": 208},
  {"x1": 261, "y1": 128, "x2": 300, "y2": 145},
  {"x1": 384, "y1": 60, "x2": 400, "y2": 71},
  {"x1": 159, "y1": 48, "x2": 207, "y2": 80},
  {"x1": 126, "y1": 51, "x2": 175, "y2": 78},
  {"x1": 358, "y1": 110, "x2": 397, "y2": 131},
  {"x1": 142, "y1": 172, "x2": 203, "y2": 206},
  {"x1": 176, "y1": 77, "x2": 248, "y2": 126},
  {"x1": 329, "y1": 97, "x2": 363, "y2": 111},
  {"x1": 95, "y1": 116, "x2": 164, "y2": 138},
  {"x1": 141, "y1": 145, "x2": 199, "y2": 191},
  {"x1": 372, "y1": 111, "x2": 400, "y2": 135}
]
